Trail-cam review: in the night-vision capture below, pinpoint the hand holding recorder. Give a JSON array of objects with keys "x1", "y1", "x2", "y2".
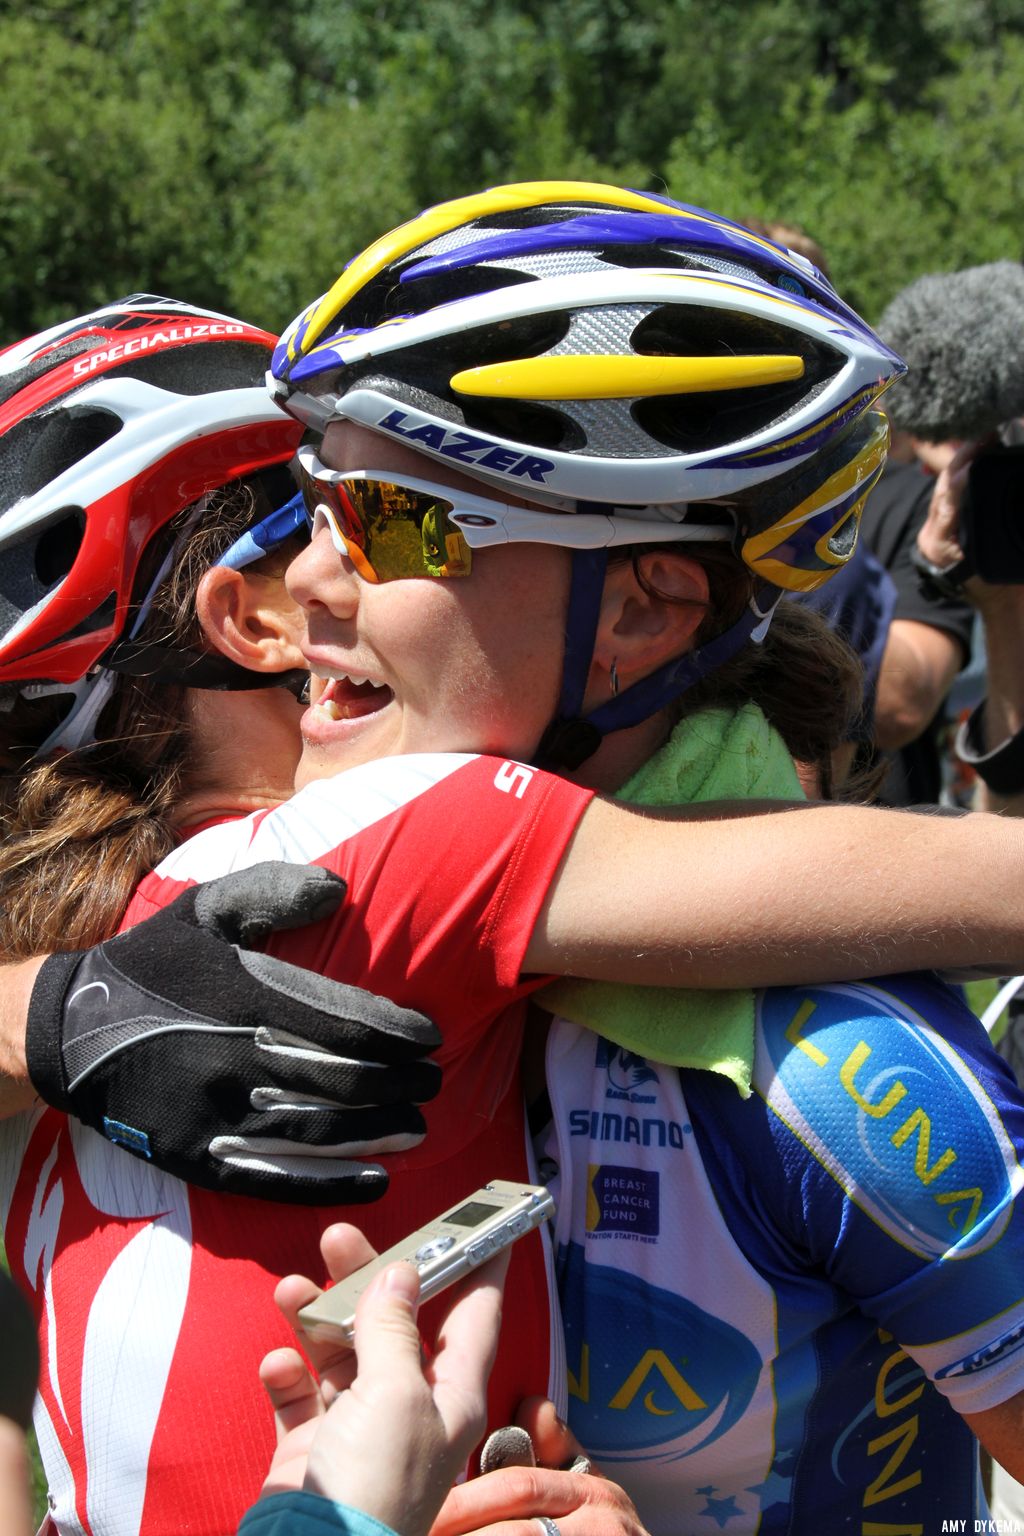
[{"x1": 249, "y1": 1219, "x2": 509, "y2": 1536}]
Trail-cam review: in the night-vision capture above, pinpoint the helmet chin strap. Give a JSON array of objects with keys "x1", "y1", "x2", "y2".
[
  {"x1": 27, "y1": 656, "x2": 309, "y2": 762},
  {"x1": 534, "y1": 546, "x2": 780, "y2": 771},
  {"x1": 533, "y1": 548, "x2": 608, "y2": 770},
  {"x1": 103, "y1": 638, "x2": 308, "y2": 696}
]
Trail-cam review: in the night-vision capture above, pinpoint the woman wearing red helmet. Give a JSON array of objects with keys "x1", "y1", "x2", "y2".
[
  {"x1": 0, "y1": 292, "x2": 310, "y2": 918},
  {"x1": 0, "y1": 297, "x2": 439, "y2": 1201}
]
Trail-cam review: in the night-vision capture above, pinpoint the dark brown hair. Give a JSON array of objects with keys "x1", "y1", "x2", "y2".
[{"x1": 625, "y1": 542, "x2": 867, "y2": 800}]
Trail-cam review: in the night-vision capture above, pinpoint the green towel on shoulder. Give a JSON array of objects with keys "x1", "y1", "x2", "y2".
[{"x1": 538, "y1": 701, "x2": 804, "y2": 1097}]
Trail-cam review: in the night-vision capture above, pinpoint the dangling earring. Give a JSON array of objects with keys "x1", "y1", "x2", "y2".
[{"x1": 610, "y1": 658, "x2": 620, "y2": 697}]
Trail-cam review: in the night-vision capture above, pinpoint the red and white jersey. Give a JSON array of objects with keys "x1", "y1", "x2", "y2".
[{"x1": 1, "y1": 753, "x2": 593, "y2": 1536}]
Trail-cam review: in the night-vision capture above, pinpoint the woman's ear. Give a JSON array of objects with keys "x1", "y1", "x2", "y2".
[
  {"x1": 194, "y1": 566, "x2": 307, "y2": 676},
  {"x1": 588, "y1": 552, "x2": 710, "y2": 704}
]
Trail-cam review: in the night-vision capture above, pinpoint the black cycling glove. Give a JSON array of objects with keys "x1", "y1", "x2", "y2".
[{"x1": 25, "y1": 863, "x2": 442, "y2": 1205}]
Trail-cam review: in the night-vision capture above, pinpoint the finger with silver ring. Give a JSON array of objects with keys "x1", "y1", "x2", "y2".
[{"x1": 534, "y1": 1520, "x2": 561, "y2": 1536}]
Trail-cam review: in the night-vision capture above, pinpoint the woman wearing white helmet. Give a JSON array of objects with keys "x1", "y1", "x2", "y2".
[
  {"x1": 272, "y1": 180, "x2": 896, "y2": 786},
  {"x1": 263, "y1": 182, "x2": 1024, "y2": 1533}
]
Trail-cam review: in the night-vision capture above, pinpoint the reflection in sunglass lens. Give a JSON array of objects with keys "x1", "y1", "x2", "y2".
[
  {"x1": 346, "y1": 481, "x2": 472, "y2": 581},
  {"x1": 303, "y1": 470, "x2": 473, "y2": 581}
]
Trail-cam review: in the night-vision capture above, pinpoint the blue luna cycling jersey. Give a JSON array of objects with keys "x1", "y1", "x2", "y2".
[{"x1": 539, "y1": 973, "x2": 1024, "y2": 1535}]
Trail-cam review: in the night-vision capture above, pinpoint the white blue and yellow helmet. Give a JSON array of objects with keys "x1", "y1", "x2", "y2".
[{"x1": 271, "y1": 181, "x2": 904, "y2": 764}]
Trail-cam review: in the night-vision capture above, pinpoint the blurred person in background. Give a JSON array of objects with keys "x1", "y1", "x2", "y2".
[
  {"x1": 847, "y1": 443, "x2": 973, "y2": 803},
  {"x1": 877, "y1": 260, "x2": 1024, "y2": 811},
  {"x1": 918, "y1": 447, "x2": 1024, "y2": 1527},
  {"x1": 890, "y1": 256, "x2": 1024, "y2": 1526}
]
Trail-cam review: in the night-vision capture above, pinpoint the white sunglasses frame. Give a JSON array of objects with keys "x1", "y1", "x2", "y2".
[{"x1": 295, "y1": 445, "x2": 731, "y2": 559}]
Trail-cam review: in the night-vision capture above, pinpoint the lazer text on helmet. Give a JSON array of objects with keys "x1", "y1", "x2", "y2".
[{"x1": 377, "y1": 409, "x2": 555, "y2": 483}]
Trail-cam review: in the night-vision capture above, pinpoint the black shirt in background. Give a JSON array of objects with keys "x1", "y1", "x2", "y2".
[{"x1": 858, "y1": 461, "x2": 974, "y2": 804}]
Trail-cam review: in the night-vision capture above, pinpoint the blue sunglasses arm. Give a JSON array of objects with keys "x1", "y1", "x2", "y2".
[{"x1": 214, "y1": 491, "x2": 308, "y2": 571}]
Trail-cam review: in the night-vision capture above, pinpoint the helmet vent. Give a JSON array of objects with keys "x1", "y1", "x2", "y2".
[
  {"x1": 462, "y1": 396, "x2": 584, "y2": 452},
  {"x1": 827, "y1": 512, "x2": 859, "y2": 560},
  {"x1": 35, "y1": 509, "x2": 86, "y2": 587},
  {"x1": 348, "y1": 310, "x2": 570, "y2": 416},
  {"x1": 343, "y1": 265, "x2": 532, "y2": 332},
  {"x1": 0, "y1": 338, "x2": 96, "y2": 410},
  {"x1": 101, "y1": 341, "x2": 265, "y2": 395},
  {"x1": 0, "y1": 513, "x2": 93, "y2": 647},
  {"x1": 633, "y1": 304, "x2": 840, "y2": 369},
  {"x1": 390, "y1": 265, "x2": 534, "y2": 319},
  {"x1": 0, "y1": 408, "x2": 121, "y2": 514},
  {"x1": 439, "y1": 311, "x2": 571, "y2": 367},
  {"x1": 630, "y1": 305, "x2": 843, "y2": 451},
  {"x1": 602, "y1": 245, "x2": 737, "y2": 276},
  {"x1": 351, "y1": 307, "x2": 582, "y2": 451},
  {"x1": 634, "y1": 380, "x2": 812, "y2": 453},
  {"x1": 472, "y1": 203, "x2": 603, "y2": 229}
]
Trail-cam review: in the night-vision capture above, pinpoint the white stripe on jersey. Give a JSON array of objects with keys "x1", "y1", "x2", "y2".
[
  {"x1": 156, "y1": 753, "x2": 481, "y2": 882},
  {"x1": 0, "y1": 1111, "x2": 37, "y2": 1231},
  {"x1": 80, "y1": 1186, "x2": 191, "y2": 1536},
  {"x1": 21, "y1": 1121, "x2": 193, "y2": 1536}
]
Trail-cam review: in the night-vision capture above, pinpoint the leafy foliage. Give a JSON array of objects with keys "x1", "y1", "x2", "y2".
[{"x1": 2, "y1": 0, "x2": 1021, "y2": 342}]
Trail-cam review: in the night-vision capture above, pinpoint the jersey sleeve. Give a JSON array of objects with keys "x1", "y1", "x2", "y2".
[{"x1": 750, "y1": 976, "x2": 1024, "y2": 1415}]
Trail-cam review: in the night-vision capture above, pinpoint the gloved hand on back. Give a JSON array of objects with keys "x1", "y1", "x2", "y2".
[{"x1": 26, "y1": 863, "x2": 441, "y2": 1204}]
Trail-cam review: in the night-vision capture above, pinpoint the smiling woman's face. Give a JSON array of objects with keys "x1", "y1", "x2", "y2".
[{"x1": 285, "y1": 421, "x2": 572, "y2": 788}]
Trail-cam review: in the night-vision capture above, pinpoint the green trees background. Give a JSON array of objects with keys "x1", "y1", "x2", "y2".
[{"x1": 2, "y1": 0, "x2": 1022, "y2": 344}]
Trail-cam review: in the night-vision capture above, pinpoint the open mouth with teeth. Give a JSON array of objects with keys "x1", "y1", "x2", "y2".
[{"x1": 312, "y1": 675, "x2": 394, "y2": 721}]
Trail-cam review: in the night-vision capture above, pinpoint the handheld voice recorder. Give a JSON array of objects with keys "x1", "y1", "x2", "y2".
[{"x1": 297, "y1": 1179, "x2": 555, "y2": 1346}]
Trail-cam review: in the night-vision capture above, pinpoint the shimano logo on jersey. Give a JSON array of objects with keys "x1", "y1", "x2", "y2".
[
  {"x1": 755, "y1": 985, "x2": 1019, "y2": 1260},
  {"x1": 376, "y1": 409, "x2": 555, "y2": 483},
  {"x1": 72, "y1": 324, "x2": 245, "y2": 375},
  {"x1": 596, "y1": 1040, "x2": 659, "y2": 1103},
  {"x1": 935, "y1": 1317, "x2": 1024, "y2": 1381},
  {"x1": 569, "y1": 1107, "x2": 689, "y2": 1152}
]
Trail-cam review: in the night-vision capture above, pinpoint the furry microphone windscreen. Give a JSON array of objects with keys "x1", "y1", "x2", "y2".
[{"x1": 878, "y1": 261, "x2": 1024, "y2": 441}]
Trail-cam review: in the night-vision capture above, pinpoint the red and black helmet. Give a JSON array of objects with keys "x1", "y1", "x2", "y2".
[{"x1": 0, "y1": 295, "x2": 302, "y2": 688}]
